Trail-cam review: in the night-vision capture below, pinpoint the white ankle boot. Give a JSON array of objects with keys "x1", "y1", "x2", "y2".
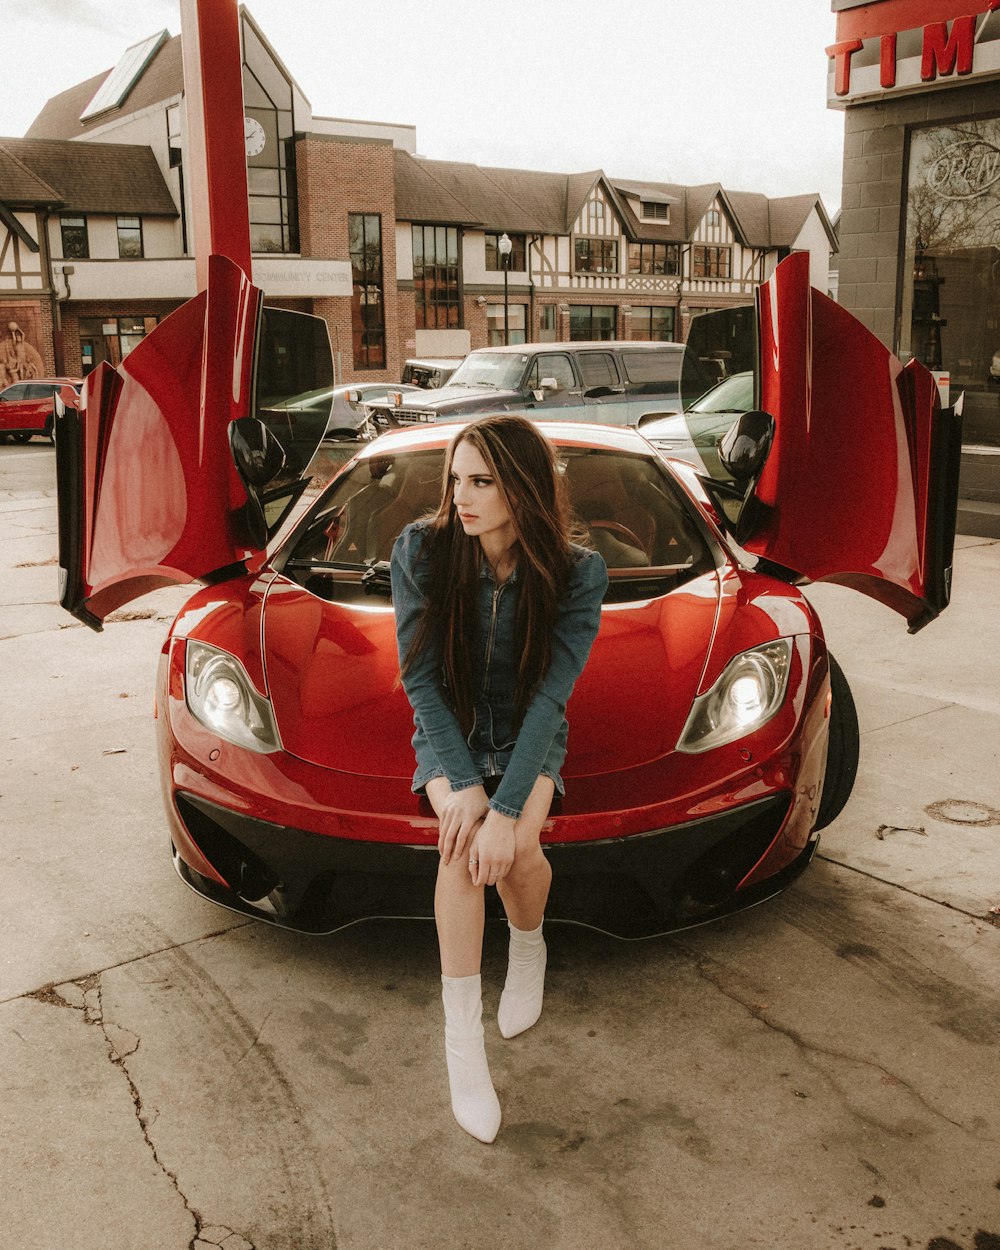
[
  {"x1": 497, "y1": 921, "x2": 546, "y2": 1039},
  {"x1": 441, "y1": 974, "x2": 501, "y2": 1143}
]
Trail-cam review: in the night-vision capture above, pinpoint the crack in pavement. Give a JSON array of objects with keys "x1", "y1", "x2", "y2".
[
  {"x1": 817, "y1": 852, "x2": 999, "y2": 927},
  {"x1": 26, "y1": 973, "x2": 258, "y2": 1250},
  {"x1": 671, "y1": 943, "x2": 993, "y2": 1145},
  {"x1": 2, "y1": 922, "x2": 255, "y2": 1009}
]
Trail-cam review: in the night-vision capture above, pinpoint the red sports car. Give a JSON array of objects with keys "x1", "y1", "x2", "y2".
[{"x1": 55, "y1": 253, "x2": 962, "y2": 938}]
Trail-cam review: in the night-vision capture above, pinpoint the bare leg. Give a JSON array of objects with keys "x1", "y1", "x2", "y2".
[
  {"x1": 426, "y1": 776, "x2": 485, "y2": 977},
  {"x1": 495, "y1": 774, "x2": 555, "y2": 929}
]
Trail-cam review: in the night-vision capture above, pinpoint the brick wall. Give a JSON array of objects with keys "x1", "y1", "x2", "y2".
[
  {"x1": 297, "y1": 135, "x2": 400, "y2": 383},
  {"x1": 837, "y1": 79, "x2": 1000, "y2": 350}
]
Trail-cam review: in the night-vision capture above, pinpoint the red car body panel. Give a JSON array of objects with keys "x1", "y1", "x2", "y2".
[
  {"x1": 748, "y1": 251, "x2": 960, "y2": 631},
  {"x1": 157, "y1": 589, "x2": 827, "y2": 847},
  {"x1": 59, "y1": 256, "x2": 262, "y2": 626}
]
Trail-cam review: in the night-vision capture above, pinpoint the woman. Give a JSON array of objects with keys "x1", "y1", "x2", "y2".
[{"x1": 390, "y1": 415, "x2": 607, "y2": 1142}]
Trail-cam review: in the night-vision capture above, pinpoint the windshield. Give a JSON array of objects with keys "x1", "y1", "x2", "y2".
[
  {"x1": 689, "y1": 371, "x2": 754, "y2": 414},
  {"x1": 279, "y1": 446, "x2": 715, "y2": 605},
  {"x1": 446, "y1": 351, "x2": 527, "y2": 390}
]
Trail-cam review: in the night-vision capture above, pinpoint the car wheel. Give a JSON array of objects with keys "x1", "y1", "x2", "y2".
[
  {"x1": 814, "y1": 654, "x2": 860, "y2": 831},
  {"x1": 44, "y1": 418, "x2": 55, "y2": 445},
  {"x1": 11, "y1": 432, "x2": 32, "y2": 444}
]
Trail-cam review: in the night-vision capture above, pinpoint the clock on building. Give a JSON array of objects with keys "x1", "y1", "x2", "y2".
[{"x1": 244, "y1": 117, "x2": 266, "y2": 157}]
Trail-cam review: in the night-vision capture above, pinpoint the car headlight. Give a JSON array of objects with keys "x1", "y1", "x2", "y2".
[
  {"x1": 185, "y1": 641, "x2": 281, "y2": 754},
  {"x1": 676, "y1": 639, "x2": 792, "y2": 753}
]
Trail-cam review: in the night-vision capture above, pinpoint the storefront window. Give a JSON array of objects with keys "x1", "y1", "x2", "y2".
[
  {"x1": 902, "y1": 117, "x2": 1000, "y2": 401},
  {"x1": 569, "y1": 305, "x2": 616, "y2": 340},
  {"x1": 631, "y1": 306, "x2": 675, "y2": 341},
  {"x1": 78, "y1": 314, "x2": 159, "y2": 374},
  {"x1": 537, "y1": 305, "x2": 557, "y2": 342},
  {"x1": 486, "y1": 303, "x2": 527, "y2": 345}
]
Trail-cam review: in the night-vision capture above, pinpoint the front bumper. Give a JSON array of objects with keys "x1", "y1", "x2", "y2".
[{"x1": 171, "y1": 788, "x2": 816, "y2": 939}]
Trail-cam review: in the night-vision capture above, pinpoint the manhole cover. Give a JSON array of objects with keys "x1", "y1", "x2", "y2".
[{"x1": 925, "y1": 799, "x2": 1000, "y2": 827}]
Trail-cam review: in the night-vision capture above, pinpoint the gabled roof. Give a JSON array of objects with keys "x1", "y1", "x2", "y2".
[
  {"x1": 0, "y1": 138, "x2": 177, "y2": 216},
  {"x1": 611, "y1": 177, "x2": 692, "y2": 243},
  {"x1": 25, "y1": 34, "x2": 184, "y2": 140},
  {"x1": 0, "y1": 143, "x2": 62, "y2": 205},
  {"x1": 768, "y1": 193, "x2": 839, "y2": 251}
]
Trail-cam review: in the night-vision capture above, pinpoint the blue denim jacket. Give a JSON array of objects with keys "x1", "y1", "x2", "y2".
[{"x1": 390, "y1": 520, "x2": 608, "y2": 820}]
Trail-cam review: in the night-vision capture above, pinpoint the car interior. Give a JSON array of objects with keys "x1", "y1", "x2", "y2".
[{"x1": 280, "y1": 447, "x2": 716, "y2": 604}]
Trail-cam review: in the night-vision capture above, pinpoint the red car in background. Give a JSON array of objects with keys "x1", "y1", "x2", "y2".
[
  {"x1": 54, "y1": 253, "x2": 963, "y2": 938},
  {"x1": 0, "y1": 377, "x2": 81, "y2": 444}
]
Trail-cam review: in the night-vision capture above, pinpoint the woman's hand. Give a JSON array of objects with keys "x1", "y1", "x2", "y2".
[
  {"x1": 468, "y1": 810, "x2": 516, "y2": 887},
  {"x1": 438, "y1": 785, "x2": 490, "y2": 863}
]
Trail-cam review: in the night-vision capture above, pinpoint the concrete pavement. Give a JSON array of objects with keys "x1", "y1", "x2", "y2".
[{"x1": 2, "y1": 442, "x2": 999, "y2": 1250}]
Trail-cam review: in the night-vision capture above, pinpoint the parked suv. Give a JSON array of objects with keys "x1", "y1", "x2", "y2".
[
  {"x1": 365, "y1": 342, "x2": 712, "y2": 430},
  {"x1": 0, "y1": 377, "x2": 82, "y2": 444}
]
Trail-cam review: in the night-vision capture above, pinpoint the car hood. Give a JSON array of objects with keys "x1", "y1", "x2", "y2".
[
  {"x1": 259, "y1": 572, "x2": 723, "y2": 777},
  {"x1": 371, "y1": 383, "x2": 519, "y2": 413}
]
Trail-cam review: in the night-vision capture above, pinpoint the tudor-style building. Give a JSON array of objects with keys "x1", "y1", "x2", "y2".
[{"x1": 0, "y1": 9, "x2": 836, "y2": 387}]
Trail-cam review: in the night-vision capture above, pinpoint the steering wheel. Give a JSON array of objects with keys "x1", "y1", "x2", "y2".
[{"x1": 590, "y1": 519, "x2": 645, "y2": 552}]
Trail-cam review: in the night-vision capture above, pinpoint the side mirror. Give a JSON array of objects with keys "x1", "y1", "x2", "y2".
[
  {"x1": 539, "y1": 376, "x2": 559, "y2": 392},
  {"x1": 230, "y1": 416, "x2": 286, "y2": 487},
  {"x1": 229, "y1": 417, "x2": 288, "y2": 549},
  {"x1": 718, "y1": 410, "x2": 775, "y2": 481}
]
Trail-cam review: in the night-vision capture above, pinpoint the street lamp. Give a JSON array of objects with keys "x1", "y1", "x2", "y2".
[{"x1": 497, "y1": 232, "x2": 513, "y2": 345}]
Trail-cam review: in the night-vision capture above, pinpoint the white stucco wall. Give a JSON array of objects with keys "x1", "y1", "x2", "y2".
[{"x1": 793, "y1": 211, "x2": 834, "y2": 292}]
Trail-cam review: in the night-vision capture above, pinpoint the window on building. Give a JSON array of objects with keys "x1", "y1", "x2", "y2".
[
  {"x1": 706, "y1": 209, "x2": 721, "y2": 227},
  {"x1": 569, "y1": 305, "x2": 617, "y2": 340},
  {"x1": 692, "y1": 245, "x2": 731, "y2": 278},
  {"x1": 413, "y1": 224, "x2": 461, "y2": 329},
  {"x1": 639, "y1": 200, "x2": 669, "y2": 222},
  {"x1": 537, "y1": 305, "x2": 557, "y2": 342},
  {"x1": 241, "y1": 12, "x2": 299, "y2": 254},
  {"x1": 485, "y1": 232, "x2": 526, "y2": 271},
  {"x1": 60, "y1": 215, "x2": 89, "y2": 259},
  {"x1": 117, "y1": 216, "x2": 144, "y2": 259},
  {"x1": 627, "y1": 242, "x2": 680, "y2": 276},
  {"x1": 574, "y1": 239, "x2": 618, "y2": 274},
  {"x1": 349, "y1": 213, "x2": 385, "y2": 370},
  {"x1": 631, "y1": 306, "x2": 675, "y2": 341},
  {"x1": 486, "y1": 303, "x2": 527, "y2": 346}
]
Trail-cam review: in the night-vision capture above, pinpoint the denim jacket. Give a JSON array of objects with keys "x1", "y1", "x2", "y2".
[{"x1": 390, "y1": 520, "x2": 608, "y2": 820}]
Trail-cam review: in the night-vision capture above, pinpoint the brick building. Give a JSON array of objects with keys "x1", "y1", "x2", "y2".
[{"x1": 1, "y1": 9, "x2": 836, "y2": 392}]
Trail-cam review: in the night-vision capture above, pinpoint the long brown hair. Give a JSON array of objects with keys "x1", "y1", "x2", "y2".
[{"x1": 401, "y1": 415, "x2": 579, "y2": 735}]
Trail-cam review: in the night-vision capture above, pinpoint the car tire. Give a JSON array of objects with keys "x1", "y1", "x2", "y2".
[
  {"x1": 814, "y1": 654, "x2": 860, "y2": 831},
  {"x1": 11, "y1": 432, "x2": 32, "y2": 444},
  {"x1": 44, "y1": 418, "x2": 55, "y2": 445}
]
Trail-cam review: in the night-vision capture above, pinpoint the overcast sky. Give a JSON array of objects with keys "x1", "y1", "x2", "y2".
[{"x1": 5, "y1": 0, "x2": 845, "y2": 213}]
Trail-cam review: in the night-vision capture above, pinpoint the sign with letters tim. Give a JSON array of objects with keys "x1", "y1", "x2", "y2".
[{"x1": 826, "y1": 0, "x2": 1000, "y2": 106}]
